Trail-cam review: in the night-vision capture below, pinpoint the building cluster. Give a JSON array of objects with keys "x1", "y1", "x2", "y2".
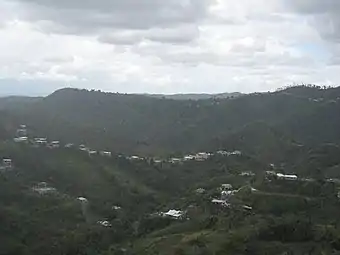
[
  {"x1": 151, "y1": 209, "x2": 185, "y2": 220},
  {"x1": 98, "y1": 220, "x2": 112, "y2": 227},
  {"x1": 11, "y1": 125, "x2": 245, "y2": 167},
  {"x1": 13, "y1": 124, "x2": 28, "y2": 143},
  {"x1": 265, "y1": 171, "x2": 340, "y2": 184},
  {"x1": 240, "y1": 171, "x2": 255, "y2": 177},
  {"x1": 210, "y1": 183, "x2": 254, "y2": 210},
  {"x1": 167, "y1": 150, "x2": 242, "y2": 164},
  {"x1": 0, "y1": 158, "x2": 13, "y2": 171},
  {"x1": 12, "y1": 124, "x2": 113, "y2": 157},
  {"x1": 211, "y1": 184, "x2": 235, "y2": 207},
  {"x1": 266, "y1": 171, "x2": 298, "y2": 181}
]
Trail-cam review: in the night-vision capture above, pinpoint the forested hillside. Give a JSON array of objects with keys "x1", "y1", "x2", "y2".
[
  {"x1": 1, "y1": 85, "x2": 340, "y2": 254},
  {"x1": 2, "y1": 85, "x2": 340, "y2": 160}
]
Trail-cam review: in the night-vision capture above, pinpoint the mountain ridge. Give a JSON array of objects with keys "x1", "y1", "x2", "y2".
[{"x1": 1, "y1": 85, "x2": 339, "y2": 160}]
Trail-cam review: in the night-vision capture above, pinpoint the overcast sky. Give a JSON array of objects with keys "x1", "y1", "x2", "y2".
[{"x1": 0, "y1": 0, "x2": 339, "y2": 96}]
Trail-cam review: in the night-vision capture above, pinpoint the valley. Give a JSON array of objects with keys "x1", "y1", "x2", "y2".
[{"x1": 1, "y1": 85, "x2": 340, "y2": 254}]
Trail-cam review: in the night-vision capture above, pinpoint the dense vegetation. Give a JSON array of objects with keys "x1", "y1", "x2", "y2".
[
  {"x1": 1, "y1": 85, "x2": 340, "y2": 254},
  {"x1": 1, "y1": 85, "x2": 340, "y2": 158}
]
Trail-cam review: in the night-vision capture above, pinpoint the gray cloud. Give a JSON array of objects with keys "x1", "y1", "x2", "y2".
[
  {"x1": 98, "y1": 25, "x2": 199, "y2": 45},
  {"x1": 1, "y1": 0, "x2": 340, "y2": 96},
  {"x1": 43, "y1": 56, "x2": 75, "y2": 63},
  {"x1": 9, "y1": 0, "x2": 212, "y2": 39},
  {"x1": 286, "y1": 0, "x2": 340, "y2": 43},
  {"x1": 286, "y1": 0, "x2": 340, "y2": 14}
]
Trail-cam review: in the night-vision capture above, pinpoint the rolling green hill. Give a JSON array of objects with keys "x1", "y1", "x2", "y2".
[
  {"x1": 1, "y1": 85, "x2": 339, "y2": 159},
  {"x1": 1, "y1": 85, "x2": 340, "y2": 254}
]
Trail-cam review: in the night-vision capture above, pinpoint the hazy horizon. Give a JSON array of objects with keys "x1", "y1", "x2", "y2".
[
  {"x1": 0, "y1": 83, "x2": 247, "y2": 97},
  {"x1": 1, "y1": 1, "x2": 340, "y2": 95}
]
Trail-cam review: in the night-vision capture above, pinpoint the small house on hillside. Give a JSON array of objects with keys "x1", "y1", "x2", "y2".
[
  {"x1": 77, "y1": 197, "x2": 88, "y2": 203},
  {"x1": 34, "y1": 138, "x2": 47, "y2": 146},
  {"x1": 100, "y1": 151, "x2": 112, "y2": 157},
  {"x1": 49, "y1": 141, "x2": 60, "y2": 148},
  {"x1": 243, "y1": 205, "x2": 253, "y2": 211},
  {"x1": 216, "y1": 150, "x2": 228, "y2": 156},
  {"x1": 169, "y1": 158, "x2": 181, "y2": 164},
  {"x1": 221, "y1": 190, "x2": 236, "y2": 200},
  {"x1": 79, "y1": 145, "x2": 88, "y2": 151},
  {"x1": 240, "y1": 171, "x2": 255, "y2": 177},
  {"x1": 98, "y1": 220, "x2": 112, "y2": 227},
  {"x1": 195, "y1": 152, "x2": 210, "y2": 161},
  {"x1": 211, "y1": 199, "x2": 230, "y2": 207},
  {"x1": 14, "y1": 137, "x2": 28, "y2": 143},
  {"x1": 184, "y1": 155, "x2": 195, "y2": 161},
  {"x1": 230, "y1": 150, "x2": 242, "y2": 155},
  {"x1": 153, "y1": 159, "x2": 163, "y2": 164},
  {"x1": 163, "y1": 209, "x2": 184, "y2": 219},
  {"x1": 276, "y1": 173, "x2": 298, "y2": 181},
  {"x1": 88, "y1": 150, "x2": 97, "y2": 156},
  {"x1": 221, "y1": 184, "x2": 233, "y2": 190},
  {"x1": 2, "y1": 158, "x2": 12, "y2": 168}
]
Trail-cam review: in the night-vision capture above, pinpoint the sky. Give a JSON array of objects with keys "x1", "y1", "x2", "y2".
[{"x1": 0, "y1": 0, "x2": 340, "y2": 96}]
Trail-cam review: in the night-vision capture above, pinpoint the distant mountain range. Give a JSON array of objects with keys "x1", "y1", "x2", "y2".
[
  {"x1": 2, "y1": 85, "x2": 340, "y2": 255},
  {"x1": 0, "y1": 85, "x2": 339, "y2": 163},
  {"x1": 146, "y1": 92, "x2": 243, "y2": 100}
]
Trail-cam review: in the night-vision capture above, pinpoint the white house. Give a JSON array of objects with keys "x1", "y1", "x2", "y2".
[
  {"x1": 130, "y1": 156, "x2": 141, "y2": 160},
  {"x1": 170, "y1": 158, "x2": 182, "y2": 163},
  {"x1": 14, "y1": 137, "x2": 28, "y2": 143},
  {"x1": 34, "y1": 138, "x2": 47, "y2": 145},
  {"x1": 251, "y1": 187, "x2": 258, "y2": 193},
  {"x1": 184, "y1": 155, "x2": 195, "y2": 161},
  {"x1": 79, "y1": 145, "x2": 89, "y2": 151},
  {"x1": 195, "y1": 152, "x2": 210, "y2": 161},
  {"x1": 163, "y1": 209, "x2": 184, "y2": 219},
  {"x1": 243, "y1": 205, "x2": 253, "y2": 211},
  {"x1": 2, "y1": 158, "x2": 12, "y2": 168},
  {"x1": 50, "y1": 141, "x2": 60, "y2": 148},
  {"x1": 221, "y1": 190, "x2": 236, "y2": 200},
  {"x1": 230, "y1": 150, "x2": 242, "y2": 156},
  {"x1": 216, "y1": 150, "x2": 229, "y2": 156},
  {"x1": 276, "y1": 173, "x2": 298, "y2": 181},
  {"x1": 221, "y1": 184, "x2": 233, "y2": 190},
  {"x1": 98, "y1": 220, "x2": 112, "y2": 227},
  {"x1": 153, "y1": 159, "x2": 163, "y2": 164},
  {"x1": 211, "y1": 199, "x2": 230, "y2": 207},
  {"x1": 100, "y1": 151, "x2": 112, "y2": 157},
  {"x1": 240, "y1": 171, "x2": 255, "y2": 177},
  {"x1": 88, "y1": 150, "x2": 97, "y2": 155},
  {"x1": 77, "y1": 197, "x2": 88, "y2": 203}
]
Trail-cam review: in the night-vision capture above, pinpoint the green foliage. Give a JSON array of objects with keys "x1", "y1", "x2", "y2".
[
  {"x1": 1, "y1": 85, "x2": 340, "y2": 160},
  {"x1": 1, "y1": 85, "x2": 340, "y2": 254}
]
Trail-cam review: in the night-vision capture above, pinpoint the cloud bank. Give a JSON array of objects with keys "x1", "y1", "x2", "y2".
[{"x1": 0, "y1": 0, "x2": 339, "y2": 95}]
